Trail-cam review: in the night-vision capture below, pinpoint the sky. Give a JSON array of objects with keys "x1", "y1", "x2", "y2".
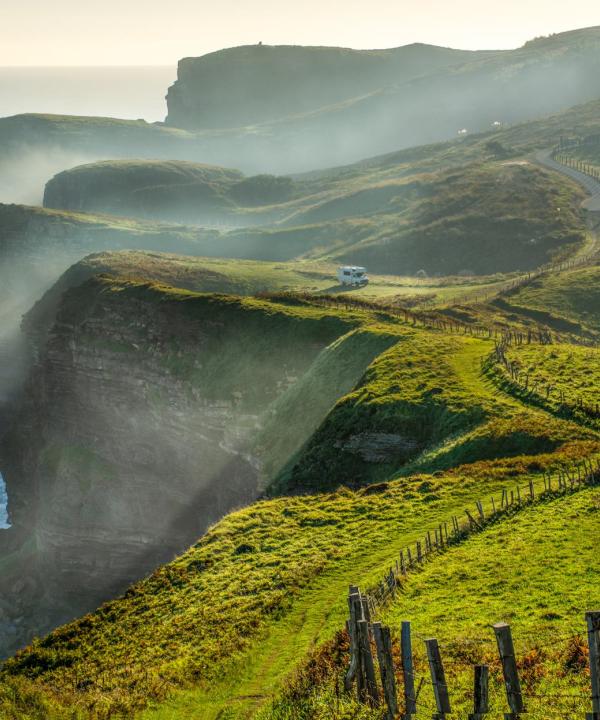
[{"x1": 1, "y1": 0, "x2": 599, "y2": 66}]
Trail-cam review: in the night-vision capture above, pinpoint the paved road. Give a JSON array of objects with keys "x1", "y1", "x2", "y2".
[{"x1": 536, "y1": 149, "x2": 600, "y2": 211}]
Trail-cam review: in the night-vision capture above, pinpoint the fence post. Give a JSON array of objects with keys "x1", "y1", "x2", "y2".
[
  {"x1": 586, "y1": 611, "x2": 600, "y2": 719},
  {"x1": 362, "y1": 595, "x2": 372, "y2": 624},
  {"x1": 493, "y1": 622, "x2": 524, "y2": 718},
  {"x1": 357, "y1": 619, "x2": 380, "y2": 707},
  {"x1": 401, "y1": 621, "x2": 417, "y2": 719},
  {"x1": 345, "y1": 591, "x2": 365, "y2": 694},
  {"x1": 476, "y1": 500, "x2": 485, "y2": 522},
  {"x1": 373, "y1": 622, "x2": 399, "y2": 720},
  {"x1": 468, "y1": 664, "x2": 489, "y2": 719},
  {"x1": 425, "y1": 638, "x2": 451, "y2": 718}
]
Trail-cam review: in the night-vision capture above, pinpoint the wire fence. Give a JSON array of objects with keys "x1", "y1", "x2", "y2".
[{"x1": 341, "y1": 454, "x2": 600, "y2": 717}]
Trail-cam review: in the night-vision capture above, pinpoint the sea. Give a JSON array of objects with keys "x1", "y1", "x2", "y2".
[
  {"x1": 0, "y1": 66, "x2": 177, "y2": 122},
  {"x1": 0, "y1": 473, "x2": 9, "y2": 529}
]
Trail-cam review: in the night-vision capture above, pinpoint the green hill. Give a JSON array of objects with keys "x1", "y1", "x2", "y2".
[
  {"x1": 0, "y1": 278, "x2": 598, "y2": 719},
  {"x1": 40, "y1": 159, "x2": 589, "y2": 276},
  {"x1": 496, "y1": 263, "x2": 600, "y2": 334},
  {"x1": 42, "y1": 160, "x2": 300, "y2": 225},
  {"x1": 263, "y1": 487, "x2": 600, "y2": 719}
]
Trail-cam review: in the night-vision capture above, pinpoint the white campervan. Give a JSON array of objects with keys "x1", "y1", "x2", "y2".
[{"x1": 337, "y1": 266, "x2": 368, "y2": 286}]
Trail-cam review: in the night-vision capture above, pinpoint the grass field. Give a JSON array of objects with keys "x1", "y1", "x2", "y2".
[
  {"x1": 260, "y1": 487, "x2": 600, "y2": 719},
  {"x1": 502, "y1": 343, "x2": 600, "y2": 408},
  {"x1": 501, "y1": 263, "x2": 600, "y2": 335},
  {"x1": 1, "y1": 277, "x2": 599, "y2": 719},
  {"x1": 34, "y1": 249, "x2": 528, "y2": 314}
]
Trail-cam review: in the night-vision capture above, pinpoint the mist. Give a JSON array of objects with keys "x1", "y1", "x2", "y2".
[
  {"x1": 0, "y1": 147, "x2": 97, "y2": 204},
  {"x1": 0, "y1": 251, "x2": 82, "y2": 407}
]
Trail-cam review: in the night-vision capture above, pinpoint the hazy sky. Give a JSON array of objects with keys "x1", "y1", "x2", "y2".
[{"x1": 1, "y1": 0, "x2": 598, "y2": 66}]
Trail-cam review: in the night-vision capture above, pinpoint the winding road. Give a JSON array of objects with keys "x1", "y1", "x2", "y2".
[{"x1": 536, "y1": 149, "x2": 600, "y2": 212}]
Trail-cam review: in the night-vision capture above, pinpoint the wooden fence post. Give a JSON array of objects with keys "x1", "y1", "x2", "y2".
[
  {"x1": 373, "y1": 622, "x2": 399, "y2": 720},
  {"x1": 345, "y1": 591, "x2": 365, "y2": 694},
  {"x1": 476, "y1": 500, "x2": 485, "y2": 522},
  {"x1": 362, "y1": 596, "x2": 372, "y2": 623},
  {"x1": 493, "y1": 622, "x2": 524, "y2": 718},
  {"x1": 586, "y1": 611, "x2": 600, "y2": 719},
  {"x1": 425, "y1": 638, "x2": 451, "y2": 718},
  {"x1": 401, "y1": 621, "x2": 417, "y2": 719},
  {"x1": 357, "y1": 619, "x2": 380, "y2": 707},
  {"x1": 468, "y1": 664, "x2": 489, "y2": 719}
]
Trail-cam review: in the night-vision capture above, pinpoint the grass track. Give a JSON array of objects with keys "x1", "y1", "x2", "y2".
[{"x1": 139, "y1": 341, "x2": 596, "y2": 719}]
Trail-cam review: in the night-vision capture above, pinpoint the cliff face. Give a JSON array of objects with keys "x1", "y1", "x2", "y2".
[
  {"x1": 164, "y1": 30, "x2": 600, "y2": 171},
  {"x1": 0, "y1": 278, "x2": 368, "y2": 656},
  {"x1": 166, "y1": 43, "x2": 488, "y2": 130}
]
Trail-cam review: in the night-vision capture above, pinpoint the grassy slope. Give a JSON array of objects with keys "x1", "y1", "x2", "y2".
[
  {"x1": 40, "y1": 159, "x2": 588, "y2": 278},
  {"x1": 21, "y1": 96, "x2": 600, "y2": 281},
  {"x1": 34, "y1": 250, "x2": 469, "y2": 299},
  {"x1": 0, "y1": 113, "x2": 196, "y2": 150},
  {"x1": 0, "y1": 203, "x2": 222, "y2": 255},
  {"x1": 562, "y1": 143, "x2": 600, "y2": 174},
  {"x1": 1, "y1": 285, "x2": 599, "y2": 719},
  {"x1": 22, "y1": 250, "x2": 527, "y2": 340},
  {"x1": 42, "y1": 160, "x2": 298, "y2": 224},
  {"x1": 488, "y1": 342, "x2": 600, "y2": 429},
  {"x1": 503, "y1": 343, "x2": 600, "y2": 407},
  {"x1": 238, "y1": 94, "x2": 600, "y2": 272},
  {"x1": 274, "y1": 331, "x2": 593, "y2": 494},
  {"x1": 262, "y1": 487, "x2": 600, "y2": 719},
  {"x1": 500, "y1": 264, "x2": 600, "y2": 334},
  {"x1": 380, "y1": 488, "x2": 600, "y2": 717},
  {"x1": 4, "y1": 465, "x2": 597, "y2": 720},
  {"x1": 317, "y1": 163, "x2": 586, "y2": 275}
]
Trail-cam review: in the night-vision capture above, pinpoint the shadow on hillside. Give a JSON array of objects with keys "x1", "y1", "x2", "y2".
[{"x1": 319, "y1": 284, "x2": 365, "y2": 294}]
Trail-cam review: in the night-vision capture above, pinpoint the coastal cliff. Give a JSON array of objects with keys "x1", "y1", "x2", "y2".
[{"x1": 0, "y1": 276, "x2": 394, "y2": 655}]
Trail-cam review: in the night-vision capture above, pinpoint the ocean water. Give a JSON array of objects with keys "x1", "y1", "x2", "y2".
[
  {"x1": 0, "y1": 472, "x2": 9, "y2": 529},
  {"x1": 0, "y1": 66, "x2": 176, "y2": 122}
]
